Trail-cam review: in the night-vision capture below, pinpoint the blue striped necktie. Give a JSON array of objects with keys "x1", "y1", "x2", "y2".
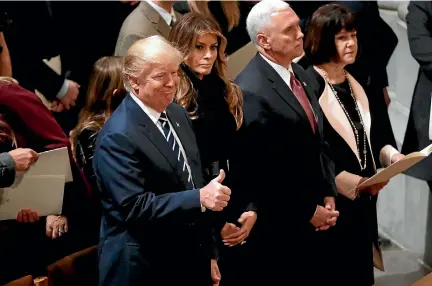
[{"x1": 158, "y1": 112, "x2": 194, "y2": 188}]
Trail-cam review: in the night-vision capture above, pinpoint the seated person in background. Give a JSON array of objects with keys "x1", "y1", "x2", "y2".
[
  {"x1": 303, "y1": 4, "x2": 405, "y2": 285},
  {"x1": 0, "y1": 77, "x2": 92, "y2": 284}
]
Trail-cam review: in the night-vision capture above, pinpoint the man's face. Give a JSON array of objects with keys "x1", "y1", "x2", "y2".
[
  {"x1": 137, "y1": 62, "x2": 180, "y2": 112},
  {"x1": 260, "y1": 8, "x2": 304, "y2": 66}
]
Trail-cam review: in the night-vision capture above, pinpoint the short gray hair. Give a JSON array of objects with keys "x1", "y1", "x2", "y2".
[
  {"x1": 123, "y1": 35, "x2": 182, "y2": 90},
  {"x1": 246, "y1": 0, "x2": 291, "y2": 45}
]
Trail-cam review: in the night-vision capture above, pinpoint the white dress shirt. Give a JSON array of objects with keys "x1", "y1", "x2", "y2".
[
  {"x1": 146, "y1": 0, "x2": 173, "y2": 26},
  {"x1": 130, "y1": 93, "x2": 194, "y2": 184},
  {"x1": 260, "y1": 53, "x2": 294, "y2": 90}
]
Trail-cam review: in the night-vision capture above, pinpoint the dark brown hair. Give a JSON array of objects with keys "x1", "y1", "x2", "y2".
[
  {"x1": 71, "y1": 56, "x2": 126, "y2": 157},
  {"x1": 188, "y1": 1, "x2": 240, "y2": 32},
  {"x1": 168, "y1": 12, "x2": 243, "y2": 129},
  {"x1": 304, "y1": 4, "x2": 357, "y2": 65}
]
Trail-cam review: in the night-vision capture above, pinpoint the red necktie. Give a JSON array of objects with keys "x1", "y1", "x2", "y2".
[{"x1": 290, "y1": 71, "x2": 317, "y2": 133}]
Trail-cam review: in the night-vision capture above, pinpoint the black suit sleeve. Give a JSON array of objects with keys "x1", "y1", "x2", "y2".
[
  {"x1": 31, "y1": 60, "x2": 65, "y2": 101},
  {"x1": 95, "y1": 132, "x2": 202, "y2": 224},
  {"x1": 407, "y1": 1, "x2": 432, "y2": 82},
  {"x1": 320, "y1": 140, "x2": 338, "y2": 198},
  {"x1": 0, "y1": 152, "x2": 15, "y2": 188},
  {"x1": 230, "y1": 91, "x2": 262, "y2": 216},
  {"x1": 373, "y1": 16, "x2": 398, "y2": 87}
]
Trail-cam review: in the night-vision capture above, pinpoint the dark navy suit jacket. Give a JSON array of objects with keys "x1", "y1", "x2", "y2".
[{"x1": 94, "y1": 95, "x2": 213, "y2": 286}]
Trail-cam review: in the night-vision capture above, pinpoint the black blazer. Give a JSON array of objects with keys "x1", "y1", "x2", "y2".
[
  {"x1": 402, "y1": 1, "x2": 432, "y2": 180},
  {"x1": 94, "y1": 95, "x2": 212, "y2": 286},
  {"x1": 232, "y1": 54, "x2": 336, "y2": 241}
]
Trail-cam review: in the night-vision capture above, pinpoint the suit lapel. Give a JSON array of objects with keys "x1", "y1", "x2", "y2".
[
  {"x1": 140, "y1": 1, "x2": 171, "y2": 38},
  {"x1": 256, "y1": 56, "x2": 310, "y2": 124},
  {"x1": 126, "y1": 96, "x2": 179, "y2": 173},
  {"x1": 165, "y1": 106, "x2": 200, "y2": 187}
]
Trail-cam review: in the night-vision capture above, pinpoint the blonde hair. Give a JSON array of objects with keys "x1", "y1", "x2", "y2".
[
  {"x1": 168, "y1": 12, "x2": 243, "y2": 130},
  {"x1": 123, "y1": 35, "x2": 183, "y2": 91},
  {"x1": 71, "y1": 56, "x2": 125, "y2": 157},
  {"x1": 188, "y1": 0, "x2": 240, "y2": 32}
]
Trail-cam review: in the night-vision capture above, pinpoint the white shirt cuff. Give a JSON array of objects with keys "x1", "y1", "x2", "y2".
[
  {"x1": 379, "y1": 145, "x2": 400, "y2": 168},
  {"x1": 56, "y1": 79, "x2": 69, "y2": 99}
]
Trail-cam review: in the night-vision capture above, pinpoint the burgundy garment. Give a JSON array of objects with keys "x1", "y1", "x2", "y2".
[
  {"x1": 0, "y1": 83, "x2": 95, "y2": 284},
  {"x1": 290, "y1": 71, "x2": 317, "y2": 133},
  {"x1": 0, "y1": 83, "x2": 94, "y2": 236},
  {"x1": 0, "y1": 83, "x2": 90, "y2": 192}
]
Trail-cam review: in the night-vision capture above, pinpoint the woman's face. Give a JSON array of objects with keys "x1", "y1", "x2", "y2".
[
  {"x1": 185, "y1": 33, "x2": 219, "y2": 79},
  {"x1": 334, "y1": 29, "x2": 358, "y2": 65}
]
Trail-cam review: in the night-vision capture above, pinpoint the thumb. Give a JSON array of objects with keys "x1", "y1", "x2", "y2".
[
  {"x1": 238, "y1": 212, "x2": 248, "y2": 224},
  {"x1": 214, "y1": 169, "x2": 225, "y2": 184}
]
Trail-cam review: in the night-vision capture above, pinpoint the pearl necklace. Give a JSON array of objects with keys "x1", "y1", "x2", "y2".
[{"x1": 319, "y1": 67, "x2": 368, "y2": 171}]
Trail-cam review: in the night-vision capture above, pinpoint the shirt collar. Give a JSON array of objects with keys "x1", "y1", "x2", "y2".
[
  {"x1": 129, "y1": 92, "x2": 162, "y2": 124},
  {"x1": 260, "y1": 53, "x2": 293, "y2": 74},
  {"x1": 146, "y1": 0, "x2": 172, "y2": 26},
  {"x1": 260, "y1": 53, "x2": 294, "y2": 89}
]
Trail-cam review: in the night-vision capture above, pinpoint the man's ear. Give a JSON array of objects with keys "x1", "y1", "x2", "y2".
[
  {"x1": 129, "y1": 76, "x2": 139, "y2": 90},
  {"x1": 257, "y1": 33, "x2": 271, "y2": 50}
]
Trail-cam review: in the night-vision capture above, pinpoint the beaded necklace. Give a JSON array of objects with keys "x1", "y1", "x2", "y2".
[{"x1": 318, "y1": 67, "x2": 367, "y2": 170}]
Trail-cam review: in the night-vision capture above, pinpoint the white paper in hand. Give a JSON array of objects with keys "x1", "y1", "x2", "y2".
[
  {"x1": 354, "y1": 143, "x2": 432, "y2": 191},
  {"x1": 0, "y1": 175, "x2": 65, "y2": 220},
  {"x1": 22, "y1": 147, "x2": 73, "y2": 182}
]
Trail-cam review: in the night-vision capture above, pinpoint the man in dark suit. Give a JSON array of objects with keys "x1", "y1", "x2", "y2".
[
  {"x1": 402, "y1": 1, "x2": 432, "y2": 183},
  {"x1": 93, "y1": 36, "x2": 230, "y2": 286},
  {"x1": 231, "y1": 1, "x2": 338, "y2": 284}
]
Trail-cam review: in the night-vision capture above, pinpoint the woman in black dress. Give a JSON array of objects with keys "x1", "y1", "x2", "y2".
[
  {"x1": 304, "y1": 4, "x2": 405, "y2": 286},
  {"x1": 168, "y1": 12, "x2": 256, "y2": 286}
]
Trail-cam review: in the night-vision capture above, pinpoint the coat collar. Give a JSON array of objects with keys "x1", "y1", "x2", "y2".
[
  {"x1": 313, "y1": 66, "x2": 373, "y2": 166},
  {"x1": 139, "y1": 1, "x2": 176, "y2": 38},
  {"x1": 125, "y1": 95, "x2": 195, "y2": 187},
  {"x1": 254, "y1": 54, "x2": 321, "y2": 136}
]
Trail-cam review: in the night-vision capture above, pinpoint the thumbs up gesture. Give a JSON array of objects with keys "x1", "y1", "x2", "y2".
[{"x1": 200, "y1": 170, "x2": 231, "y2": 211}]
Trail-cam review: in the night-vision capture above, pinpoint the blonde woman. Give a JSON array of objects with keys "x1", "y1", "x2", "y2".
[
  {"x1": 169, "y1": 12, "x2": 243, "y2": 187},
  {"x1": 169, "y1": 12, "x2": 256, "y2": 286}
]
